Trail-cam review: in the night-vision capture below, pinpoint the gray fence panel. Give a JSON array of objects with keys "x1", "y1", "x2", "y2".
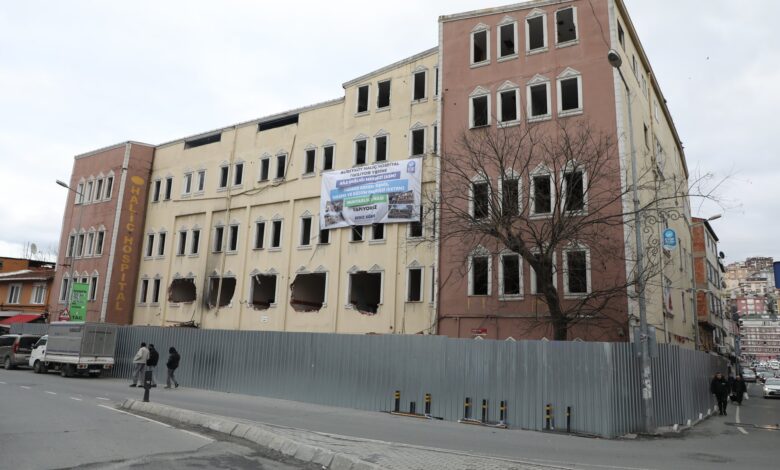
[{"x1": 7, "y1": 323, "x2": 735, "y2": 438}]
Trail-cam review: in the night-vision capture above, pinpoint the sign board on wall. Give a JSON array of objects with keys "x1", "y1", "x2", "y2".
[
  {"x1": 320, "y1": 158, "x2": 422, "y2": 228},
  {"x1": 69, "y1": 282, "x2": 89, "y2": 322},
  {"x1": 662, "y1": 228, "x2": 677, "y2": 250}
]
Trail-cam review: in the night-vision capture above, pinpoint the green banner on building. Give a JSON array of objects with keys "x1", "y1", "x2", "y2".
[{"x1": 69, "y1": 282, "x2": 89, "y2": 322}]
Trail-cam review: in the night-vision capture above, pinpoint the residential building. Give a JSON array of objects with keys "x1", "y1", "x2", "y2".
[
  {"x1": 131, "y1": 50, "x2": 438, "y2": 333},
  {"x1": 49, "y1": 142, "x2": 155, "y2": 324},
  {"x1": 435, "y1": 0, "x2": 694, "y2": 344},
  {"x1": 691, "y1": 217, "x2": 729, "y2": 356},
  {"x1": 739, "y1": 316, "x2": 780, "y2": 361},
  {"x1": 0, "y1": 257, "x2": 54, "y2": 326}
]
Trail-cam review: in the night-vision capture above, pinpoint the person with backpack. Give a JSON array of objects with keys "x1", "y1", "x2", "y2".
[{"x1": 146, "y1": 344, "x2": 159, "y2": 387}]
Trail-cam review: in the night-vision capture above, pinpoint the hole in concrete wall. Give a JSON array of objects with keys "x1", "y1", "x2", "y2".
[
  {"x1": 349, "y1": 271, "x2": 381, "y2": 314},
  {"x1": 290, "y1": 273, "x2": 326, "y2": 312},
  {"x1": 250, "y1": 274, "x2": 277, "y2": 310},
  {"x1": 207, "y1": 277, "x2": 236, "y2": 308},
  {"x1": 169, "y1": 278, "x2": 196, "y2": 303}
]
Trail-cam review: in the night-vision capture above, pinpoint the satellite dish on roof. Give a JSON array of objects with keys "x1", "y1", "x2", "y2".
[{"x1": 30, "y1": 243, "x2": 37, "y2": 255}]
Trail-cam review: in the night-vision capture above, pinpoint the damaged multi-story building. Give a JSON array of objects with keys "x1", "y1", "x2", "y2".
[
  {"x1": 51, "y1": 0, "x2": 702, "y2": 344},
  {"x1": 131, "y1": 50, "x2": 439, "y2": 333}
]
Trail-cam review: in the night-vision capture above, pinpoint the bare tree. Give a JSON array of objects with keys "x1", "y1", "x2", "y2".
[{"x1": 437, "y1": 118, "x2": 694, "y2": 340}]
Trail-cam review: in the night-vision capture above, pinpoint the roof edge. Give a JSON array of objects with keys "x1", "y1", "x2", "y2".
[
  {"x1": 74, "y1": 141, "x2": 155, "y2": 160},
  {"x1": 439, "y1": 0, "x2": 571, "y2": 23},
  {"x1": 341, "y1": 47, "x2": 438, "y2": 89}
]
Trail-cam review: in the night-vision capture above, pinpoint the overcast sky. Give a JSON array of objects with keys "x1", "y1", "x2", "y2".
[{"x1": 0, "y1": 0, "x2": 776, "y2": 264}]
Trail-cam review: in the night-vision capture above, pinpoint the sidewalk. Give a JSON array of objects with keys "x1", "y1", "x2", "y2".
[{"x1": 121, "y1": 399, "x2": 566, "y2": 470}]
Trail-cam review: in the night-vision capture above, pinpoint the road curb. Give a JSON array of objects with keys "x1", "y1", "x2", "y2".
[{"x1": 119, "y1": 399, "x2": 381, "y2": 470}]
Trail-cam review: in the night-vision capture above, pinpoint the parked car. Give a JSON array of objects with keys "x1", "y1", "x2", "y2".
[
  {"x1": 743, "y1": 370, "x2": 757, "y2": 383},
  {"x1": 763, "y1": 378, "x2": 780, "y2": 399},
  {"x1": 757, "y1": 371, "x2": 774, "y2": 383},
  {"x1": 0, "y1": 334, "x2": 42, "y2": 369}
]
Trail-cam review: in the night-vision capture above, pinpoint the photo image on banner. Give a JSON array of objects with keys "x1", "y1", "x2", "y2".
[{"x1": 320, "y1": 158, "x2": 422, "y2": 228}]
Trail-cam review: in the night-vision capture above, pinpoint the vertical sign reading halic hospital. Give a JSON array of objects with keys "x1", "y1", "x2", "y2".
[
  {"x1": 320, "y1": 158, "x2": 422, "y2": 228},
  {"x1": 114, "y1": 175, "x2": 146, "y2": 313}
]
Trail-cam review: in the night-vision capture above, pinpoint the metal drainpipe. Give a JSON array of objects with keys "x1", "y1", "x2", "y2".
[{"x1": 214, "y1": 125, "x2": 239, "y2": 319}]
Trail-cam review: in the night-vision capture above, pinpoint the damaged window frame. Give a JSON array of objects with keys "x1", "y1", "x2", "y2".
[
  {"x1": 527, "y1": 79, "x2": 551, "y2": 121},
  {"x1": 207, "y1": 276, "x2": 237, "y2": 309},
  {"x1": 177, "y1": 230, "x2": 187, "y2": 256},
  {"x1": 322, "y1": 145, "x2": 335, "y2": 171},
  {"x1": 182, "y1": 172, "x2": 193, "y2": 196},
  {"x1": 498, "y1": 20, "x2": 518, "y2": 60},
  {"x1": 218, "y1": 165, "x2": 229, "y2": 190},
  {"x1": 270, "y1": 220, "x2": 283, "y2": 249},
  {"x1": 168, "y1": 277, "x2": 197, "y2": 304},
  {"x1": 213, "y1": 225, "x2": 225, "y2": 253},
  {"x1": 164, "y1": 177, "x2": 173, "y2": 201},
  {"x1": 350, "y1": 225, "x2": 364, "y2": 242},
  {"x1": 151, "y1": 278, "x2": 162, "y2": 304},
  {"x1": 196, "y1": 169, "x2": 206, "y2": 193},
  {"x1": 227, "y1": 224, "x2": 239, "y2": 252},
  {"x1": 318, "y1": 226, "x2": 330, "y2": 245},
  {"x1": 233, "y1": 162, "x2": 244, "y2": 187},
  {"x1": 152, "y1": 179, "x2": 161, "y2": 203},
  {"x1": 254, "y1": 221, "x2": 266, "y2": 250},
  {"x1": 354, "y1": 138, "x2": 367, "y2": 166},
  {"x1": 370, "y1": 223, "x2": 385, "y2": 242},
  {"x1": 469, "y1": 254, "x2": 491, "y2": 296},
  {"x1": 299, "y1": 216, "x2": 312, "y2": 247},
  {"x1": 259, "y1": 156, "x2": 270, "y2": 182},
  {"x1": 249, "y1": 273, "x2": 277, "y2": 310},
  {"x1": 407, "y1": 267, "x2": 423, "y2": 302},
  {"x1": 290, "y1": 272, "x2": 327, "y2": 312},
  {"x1": 276, "y1": 153, "x2": 287, "y2": 180},
  {"x1": 470, "y1": 93, "x2": 490, "y2": 128},
  {"x1": 348, "y1": 270, "x2": 383, "y2": 314},
  {"x1": 410, "y1": 127, "x2": 425, "y2": 157},
  {"x1": 157, "y1": 231, "x2": 166, "y2": 257},
  {"x1": 471, "y1": 26, "x2": 489, "y2": 66},
  {"x1": 145, "y1": 233, "x2": 155, "y2": 258},
  {"x1": 304, "y1": 148, "x2": 316, "y2": 175},
  {"x1": 375, "y1": 135, "x2": 388, "y2": 162},
  {"x1": 138, "y1": 279, "x2": 149, "y2": 304},
  {"x1": 499, "y1": 252, "x2": 523, "y2": 299},
  {"x1": 557, "y1": 72, "x2": 582, "y2": 116},
  {"x1": 412, "y1": 69, "x2": 427, "y2": 101},
  {"x1": 555, "y1": 7, "x2": 578, "y2": 46},
  {"x1": 191, "y1": 229, "x2": 200, "y2": 255},
  {"x1": 356, "y1": 84, "x2": 370, "y2": 114},
  {"x1": 526, "y1": 11, "x2": 548, "y2": 54},
  {"x1": 377, "y1": 79, "x2": 391, "y2": 110}
]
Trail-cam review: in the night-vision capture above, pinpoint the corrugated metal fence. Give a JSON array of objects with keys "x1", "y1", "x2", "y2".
[{"x1": 11, "y1": 323, "x2": 726, "y2": 437}]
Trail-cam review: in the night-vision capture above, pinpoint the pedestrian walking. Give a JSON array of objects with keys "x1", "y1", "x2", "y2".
[
  {"x1": 165, "y1": 347, "x2": 180, "y2": 389},
  {"x1": 710, "y1": 372, "x2": 730, "y2": 416},
  {"x1": 146, "y1": 344, "x2": 159, "y2": 387},
  {"x1": 731, "y1": 375, "x2": 747, "y2": 405},
  {"x1": 129, "y1": 342, "x2": 149, "y2": 387}
]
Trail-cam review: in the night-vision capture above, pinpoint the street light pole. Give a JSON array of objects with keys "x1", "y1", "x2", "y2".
[
  {"x1": 608, "y1": 50, "x2": 654, "y2": 434},
  {"x1": 56, "y1": 179, "x2": 85, "y2": 318}
]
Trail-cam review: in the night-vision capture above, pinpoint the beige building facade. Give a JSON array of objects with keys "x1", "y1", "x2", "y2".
[{"x1": 132, "y1": 49, "x2": 439, "y2": 334}]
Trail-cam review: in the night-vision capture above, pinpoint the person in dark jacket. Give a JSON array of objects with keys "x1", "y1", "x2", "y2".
[
  {"x1": 710, "y1": 372, "x2": 730, "y2": 415},
  {"x1": 165, "y1": 347, "x2": 180, "y2": 389},
  {"x1": 731, "y1": 375, "x2": 747, "y2": 405},
  {"x1": 146, "y1": 344, "x2": 159, "y2": 387}
]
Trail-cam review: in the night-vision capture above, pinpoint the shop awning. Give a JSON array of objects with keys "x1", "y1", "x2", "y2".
[{"x1": 0, "y1": 314, "x2": 43, "y2": 326}]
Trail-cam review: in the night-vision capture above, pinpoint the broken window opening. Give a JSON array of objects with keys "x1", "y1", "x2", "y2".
[
  {"x1": 260, "y1": 158, "x2": 270, "y2": 181},
  {"x1": 471, "y1": 95, "x2": 488, "y2": 128},
  {"x1": 533, "y1": 175, "x2": 552, "y2": 214},
  {"x1": 564, "y1": 170, "x2": 585, "y2": 212},
  {"x1": 530, "y1": 84, "x2": 548, "y2": 117},
  {"x1": 560, "y1": 77, "x2": 580, "y2": 111},
  {"x1": 472, "y1": 30, "x2": 487, "y2": 63},
  {"x1": 377, "y1": 80, "x2": 391, "y2": 109},
  {"x1": 500, "y1": 23, "x2": 515, "y2": 57},
  {"x1": 300, "y1": 217, "x2": 312, "y2": 246},
  {"x1": 407, "y1": 268, "x2": 422, "y2": 302},
  {"x1": 228, "y1": 225, "x2": 239, "y2": 251},
  {"x1": 250, "y1": 274, "x2": 277, "y2": 310},
  {"x1": 413, "y1": 71, "x2": 426, "y2": 100},
  {"x1": 355, "y1": 139, "x2": 367, "y2": 165},
  {"x1": 351, "y1": 225, "x2": 364, "y2": 242},
  {"x1": 323, "y1": 146, "x2": 334, "y2": 171},
  {"x1": 502, "y1": 178, "x2": 519, "y2": 216},
  {"x1": 290, "y1": 273, "x2": 326, "y2": 312},
  {"x1": 349, "y1": 271, "x2": 382, "y2": 314},
  {"x1": 169, "y1": 278, "x2": 197, "y2": 303},
  {"x1": 276, "y1": 154, "x2": 287, "y2": 179},
  {"x1": 556, "y1": 8, "x2": 577, "y2": 44},
  {"x1": 234, "y1": 163, "x2": 244, "y2": 185},
  {"x1": 375, "y1": 136, "x2": 387, "y2": 162},
  {"x1": 219, "y1": 166, "x2": 229, "y2": 188},
  {"x1": 501, "y1": 254, "x2": 521, "y2": 296},
  {"x1": 527, "y1": 15, "x2": 545, "y2": 51},
  {"x1": 207, "y1": 277, "x2": 236, "y2": 308},
  {"x1": 271, "y1": 220, "x2": 282, "y2": 248},
  {"x1": 304, "y1": 149, "x2": 316, "y2": 174},
  {"x1": 500, "y1": 90, "x2": 517, "y2": 123},
  {"x1": 319, "y1": 228, "x2": 330, "y2": 244},
  {"x1": 357, "y1": 85, "x2": 369, "y2": 113},
  {"x1": 411, "y1": 128, "x2": 425, "y2": 156},
  {"x1": 471, "y1": 256, "x2": 489, "y2": 296},
  {"x1": 472, "y1": 182, "x2": 489, "y2": 219}
]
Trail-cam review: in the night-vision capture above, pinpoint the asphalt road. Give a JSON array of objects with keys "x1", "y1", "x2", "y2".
[
  {"x1": 0, "y1": 370, "x2": 315, "y2": 469},
  {"x1": 1, "y1": 368, "x2": 779, "y2": 469}
]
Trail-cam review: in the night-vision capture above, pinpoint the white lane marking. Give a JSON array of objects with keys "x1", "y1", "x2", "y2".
[
  {"x1": 45, "y1": 391, "x2": 57, "y2": 395},
  {"x1": 97, "y1": 404, "x2": 171, "y2": 428},
  {"x1": 20, "y1": 386, "x2": 31, "y2": 389},
  {"x1": 70, "y1": 397, "x2": 82, "y2": 401},
  {"x1": 179, "y1": 429, "x2": 214, "y2": 442},
  {"x1": 736, "y1": 405, "x2": 748, "y2": 435},
  {"x1": 96, "y1": 397, "x2": 110, "y2": 401}
]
